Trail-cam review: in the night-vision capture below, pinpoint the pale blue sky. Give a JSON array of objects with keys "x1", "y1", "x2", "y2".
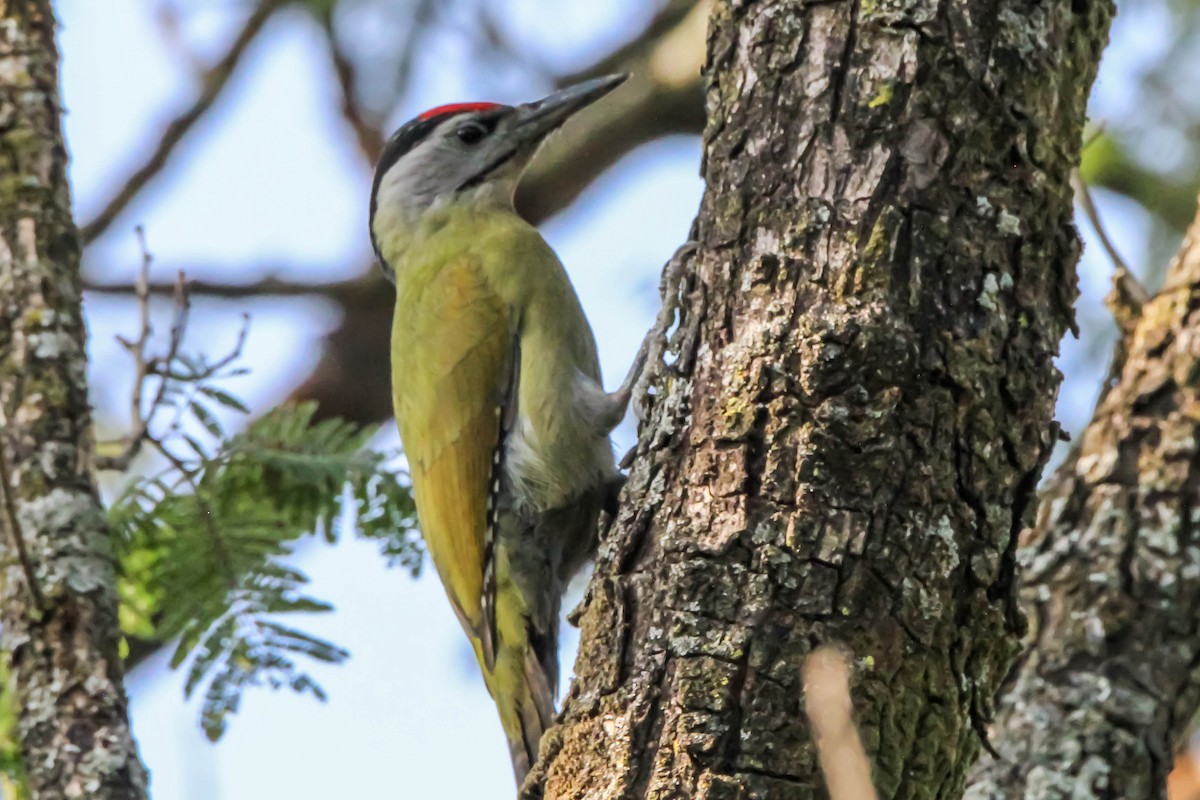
[{"x1": 54, "y1": 0, "x2": 1164, "y2": 797}]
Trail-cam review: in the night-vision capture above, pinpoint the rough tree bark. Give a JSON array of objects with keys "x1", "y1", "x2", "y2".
[
  {"x1": 969, "y1": 203, "x2": 1200, "y2": 799},
  {"x1": 0, "y1": 3, "x2": 148, "y2": 798},
  {"x1": 528, "y1": 0, "x2": 1110, "y2": 798}
]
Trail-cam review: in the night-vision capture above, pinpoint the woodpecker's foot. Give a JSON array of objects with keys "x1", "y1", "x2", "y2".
[
  {"x1": 594, "y1": 338, "x2": 650, "y2": 434},
  {"x1": 630, "y1": 241, "x2": 699, "y2": 421},
  {"x1": 598, "y1": 242, "x2": 698, "y2": 434}
]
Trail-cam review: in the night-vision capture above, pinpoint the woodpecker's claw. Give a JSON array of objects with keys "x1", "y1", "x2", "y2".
[{"x1": 597, "y1": 242, "x2": 698, "y2": 436}]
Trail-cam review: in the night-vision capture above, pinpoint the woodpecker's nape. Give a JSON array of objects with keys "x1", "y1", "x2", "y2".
[{"x1": 374, "y1": 75, "x2": 632, "y2": 791}]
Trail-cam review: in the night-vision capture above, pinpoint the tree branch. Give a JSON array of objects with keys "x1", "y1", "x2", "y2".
[
  {"x1": 969, "y1": 199, "x2": 1200, "y2": 800},
  {"x1": 0, "y1": 3, "x2": 148, "y2": 797},
  {"x1": 84, "y1": 270, "x2": 363, "y2": 302},
  {"x1": 79, "y1": 0, "x2": 285, "y2": 244}
]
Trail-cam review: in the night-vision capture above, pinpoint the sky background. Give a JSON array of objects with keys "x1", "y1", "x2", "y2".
[{"x1": 50, "y1": 0, "x2": 1171, "y2": 797}]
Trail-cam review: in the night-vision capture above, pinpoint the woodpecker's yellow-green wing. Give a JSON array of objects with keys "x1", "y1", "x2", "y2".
[{"x1": 390, "y1": 254, "x2": 515, "y2": 667}]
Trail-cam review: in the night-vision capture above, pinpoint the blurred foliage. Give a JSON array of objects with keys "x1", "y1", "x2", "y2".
[
  {"x1": 109, "y1": 401, "x2": 421, "y2": 741},
  {"x1": 1082, "y1": 132, "x2": 1199, "y2": 234},
  {"x1": 1078, "y1": 0, "x2": 1200, "y2": 282},
  {"x1": 0, "y1": 661, "x2": 27, "y2": 799}
]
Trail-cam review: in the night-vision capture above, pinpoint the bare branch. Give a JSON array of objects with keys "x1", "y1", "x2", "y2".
[
  {"x1": 98, "y1": 228, "x2": 157, "y2": 471},
  {"x1": 95, "y1": 263, "x2": 191, "y2": 472},
  {"x1": 80, "y1": 0, "x2": 286, "y2": 244},
  {"x1": 1072, "y1": 170, "x2": 1149, "y2": 335},
  {"x1": 1073, "y1": 170, "x2": 1130, "y2": 276},
  {"x1": 94, "y1": 241, "x2": 251, "y2": 473},
  {"x1": 315, "y1": 8, "x2": 385, "y2": 163},
  {"x1": 84, "y1": 270, "x2": 368, "y2": 303}
]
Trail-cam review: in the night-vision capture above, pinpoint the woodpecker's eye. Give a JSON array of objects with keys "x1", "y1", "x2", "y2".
[{"x1": 455, "y1": 122, "x2": 490, "y2": 145}]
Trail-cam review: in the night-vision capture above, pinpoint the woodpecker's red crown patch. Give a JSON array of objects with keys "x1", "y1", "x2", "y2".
[{"x1": 418, "y1": 102, "x2": 502, "y2": 121}]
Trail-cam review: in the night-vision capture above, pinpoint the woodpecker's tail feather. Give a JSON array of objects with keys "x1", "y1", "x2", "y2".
[
  {"x1": 507, "y1": 640, "x2": 556, "y2": 785},
  {"x1": 481, "y1": 501, "x2": 598, "y2": 787},
  {"x1": 477, "y1": 625, "x2": 556, "y2": 787}
]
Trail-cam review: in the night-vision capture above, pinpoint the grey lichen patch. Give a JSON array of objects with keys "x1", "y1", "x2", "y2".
[
  {"x1": 17, "y1": 488, "x2": 113, "y2": 595},
  {"x1": 30, "y1": 329, "x2": 73, "y2": 359},
  {"x1": 997, "y1": 210, "x2": 1022, "y2": 235},
  {"x1": 978, "y1": 273, "x2": 1001, "y2": 312},
  {"x1": 928, "y1": 515, "x2": 960, "y2": 571}
]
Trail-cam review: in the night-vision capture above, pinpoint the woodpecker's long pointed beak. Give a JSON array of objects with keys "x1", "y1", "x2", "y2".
[{"x1": 512, "y1": 74, "x2": 628, "y2": 145}]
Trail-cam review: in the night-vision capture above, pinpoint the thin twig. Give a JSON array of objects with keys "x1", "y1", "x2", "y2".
[
  {"x1": 84, "y1": 271, "x2": 370, "y2": 303},
  {"x1": 97, "y1": 265, "x2": 199, "y2": 471},
  {"x1": 80, "y1": 0, "x2": 285, "y2": 244},
  {"x1": 803, "y1": 646, "x2": 879, "y2": 800},
  {"x1": 316, "y1": 9, "x2": 385, "y2": 163},
  {"x1": 1072, "y1": 170, "x2": 1149, "y2": 332},
  {"x1": 104, "y1": 227, "x2": 156, "y2": 470},
  {"x1": 1073, "y1": 170, "x2": 1131, "y2": 276}
]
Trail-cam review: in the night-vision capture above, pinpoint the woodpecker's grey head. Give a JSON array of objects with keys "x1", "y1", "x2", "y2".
[{"x1": 369, "y1": 74, "x2": 627, "y2": 273}]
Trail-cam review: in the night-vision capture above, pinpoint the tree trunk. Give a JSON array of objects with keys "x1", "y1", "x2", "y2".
[
  {"x1": 969, "y1": 202, "x2": 1200, "y2": 799},
  {"x1": 528, "y1": 0, "x2": 1111, "y2": 797},
  {"x1": 0, "y1": 3, "x2": 148, "y2": 798}
]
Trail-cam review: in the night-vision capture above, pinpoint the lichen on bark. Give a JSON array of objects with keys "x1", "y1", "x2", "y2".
[
  {"x1": 969, "y1": 203, "x2": 1200, "y2": 800},
  {"x1": 0, "y1": 3, "x2": 148, "y2": 798},
  {"x1": 528, "y1": 0, "x2": 1112, "y2": 798}
]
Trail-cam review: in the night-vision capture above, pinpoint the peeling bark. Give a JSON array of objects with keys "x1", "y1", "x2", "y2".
[
  {"x1": 969, "y1": 204, "x2": 1200, "y2": 799},
  {"x1": 529, "y1": 0, "x2": 1110, "y2": 797},
  {"x1": 0, "y1": 3, "x2": 148, "y2": 798}
]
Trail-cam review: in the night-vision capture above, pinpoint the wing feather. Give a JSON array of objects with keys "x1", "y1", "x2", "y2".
[{"x1": 391, "y1": 255, "x2": 516, "y2": 667}]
